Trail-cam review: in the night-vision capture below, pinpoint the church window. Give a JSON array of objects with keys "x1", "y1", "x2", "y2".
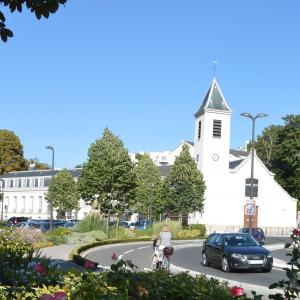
[
  {"x1": 198, "y1": 121, "x2": 202, "y2": 139},
  {"x1": 196, "y1": 154, "x2": 199, "y2": 161},
  {"x1": 245, "y1": 178, "x2": 258, "y2": 197},
  {"x1": 213, "y1": 120, "x2": 222, "y2": 138}
]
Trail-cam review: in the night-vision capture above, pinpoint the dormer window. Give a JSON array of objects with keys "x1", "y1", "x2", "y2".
[{"x1": 213, "y1": 119, "x2": 222, "y2": 138}]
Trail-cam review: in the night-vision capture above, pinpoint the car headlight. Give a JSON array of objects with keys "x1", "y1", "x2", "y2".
[
  {"x1": 231, "y1": 253, "x2": 246, "y2": 260},
  {"x1": 267, "y1": 253, "x2": 273, "y2": 258}
]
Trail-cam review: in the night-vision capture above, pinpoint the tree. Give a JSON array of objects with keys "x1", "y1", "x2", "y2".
[
  {"x1": 46, "y1": 169, "x2": 79, "y2": 219},
  {"x1": 161, "y1": 144, "x2": 206, "y2": 222},
  {"x1": 0, "y1": 0, "x2": 67, "y2": 42},
  {"x1": 255, "y1": 114, "x2": 300, "y2": 207},
  {"x1": 78, "y1": 128, "x2": 137, "y2": 215},
  {"x1": 134, "y1": 153, "x2": 162, "y2": 220},
  {"x1": 0, "y1": 129, "x2": 27, "y2": 174},
  {"x1": 26, "y1": 158, "x2": 50, "y2": 170}
]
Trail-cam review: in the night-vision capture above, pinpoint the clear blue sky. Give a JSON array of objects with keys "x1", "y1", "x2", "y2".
[{"x1": 1, "y1": 1, "x2": 299, "y2": 168}]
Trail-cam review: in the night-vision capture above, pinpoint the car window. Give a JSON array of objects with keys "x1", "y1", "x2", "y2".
[
  {"x1": 224, "y1": 234, "x2": 259, "y2": 246},
  {"x1": 206, "y1": 234, "x2": 217, "y2": 245},
  {"x1": 215, "y1": 235, "x2": 223, "y2": 245}
]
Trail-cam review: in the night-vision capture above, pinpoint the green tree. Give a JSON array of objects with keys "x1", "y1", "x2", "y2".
[
  {"x1": 0, "y1": 0, "x2": 67, "y2": 42},
  {"x1": 255, "y1": 114, "x2": 300, "y2": 207},
  {"x1": 0, "y1": 129, "x2": 27, "y2": 174},
  {"x1": 161, "y1": 144, "x2": 206, "y2": 221},
  {"x1": 46, "y1": 169, "x2": 79, "y2": 219},
  {"x1": 78, "y1": 128, "x2": 136, "y2": 215},
  {"x1": 134, "y1": 153, "x2": 162, "y2": 220}
]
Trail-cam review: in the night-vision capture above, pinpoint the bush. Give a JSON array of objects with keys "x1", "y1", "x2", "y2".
[
  {"x1": 176, "y1": 229, "x2": 203, "y2": 239},
  {"x1": 72, "y1": 213, "x2": 106, "y2": 233},
  {"x1": 189, "y1": 224, "x2": 206, "y2": 236},
  {"x1": 45, "y1": 227, "x2": 71, "y2": 245},
  {"x1": 67, "y1": 230, "x2": 107, "y2": 244}
]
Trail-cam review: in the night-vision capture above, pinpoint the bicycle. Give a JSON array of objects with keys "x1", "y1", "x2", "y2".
[{"x1": 151, "y1": 246, "x2": 173, "y2": 272}]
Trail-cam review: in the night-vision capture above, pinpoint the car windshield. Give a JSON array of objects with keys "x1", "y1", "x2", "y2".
[{"x1": 224, "y1": 234, "x2": 259, "y2": 247}]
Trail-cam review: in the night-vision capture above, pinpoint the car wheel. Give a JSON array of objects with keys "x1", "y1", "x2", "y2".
[
  {"x1": 262, "y1": 267, "x2": 272, "y2": 273},
  {"x1": 221, "y1": 256, "x2": 231, "y2": 272},
  {"x1": 202, "y1": 252, "x2": 210, "y2": 266}
]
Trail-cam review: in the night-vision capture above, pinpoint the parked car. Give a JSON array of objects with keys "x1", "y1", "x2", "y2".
[
  {"x1": 120, "y1": 221, "x2": 130, "y2": 227},
  {"x1": 201, "y1": 232, "x2": 273, "y2": 272},
  {"x1": 239, "y1": 227, "x2": 265, "y2": 244},
  {"x1": 6, "y1": 217, "x2": 31, "y2": 226},
  {"x1": 135, "y1": 220, "x2": 151, "y2": 230}
]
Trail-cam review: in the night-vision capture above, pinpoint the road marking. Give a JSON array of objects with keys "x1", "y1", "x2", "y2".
[
  {"x1": 137, "y1": 246, "x2": 150, "y2": 250},
  {"x1": 118, "y1": 255, "x2": 123, "y2": 260},
  {"x1": 124, "y1": 249, "x2": 134, "y2": 254},
  {"x1": 273, "y1": 267, "x2": 285, "y2": 272},
  {"x1": 144, "y1": 268, "x2": 151, "y2": 271}
]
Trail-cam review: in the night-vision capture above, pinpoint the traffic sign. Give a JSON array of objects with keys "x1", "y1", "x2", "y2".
[{"x1": 245, "y1": 202, "x2": 255, "y2": 216}]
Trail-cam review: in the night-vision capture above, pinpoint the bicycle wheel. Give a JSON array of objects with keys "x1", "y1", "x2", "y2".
[{"x1": 162, "y1": 256, "x2": 170, "y2": 271}]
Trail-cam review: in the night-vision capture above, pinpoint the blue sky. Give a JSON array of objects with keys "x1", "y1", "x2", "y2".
[{"x1": 1, "y1": 1, "x2": 299, "y2": 168}]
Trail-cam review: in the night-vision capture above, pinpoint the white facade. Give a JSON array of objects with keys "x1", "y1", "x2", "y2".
[{"x1": 0, "y1": 169, "x2": 90, "y2": 220}]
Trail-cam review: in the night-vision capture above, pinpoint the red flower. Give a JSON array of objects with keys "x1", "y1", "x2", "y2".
[
  {"x1": 33, "y1": 263, "x2": 46, "y2": 275},
  {"x1": 111, "y1": 253, "x2": 118, "y2": 261},
  {"x1": 40, "y1": 294, "x2": 54, "y2": 300},
  {"x1": 292, "y1": 228, "x2": 300, "y2": 237},
  {"x1": 84, "y1": 260, "x2": 95, "y2": 269},
  {"x1": 230, "y1": 286, "x2": 244, "y2": 297},
  {"x1": 54, "y1": 291, "x2": 67, "y2": 300}
]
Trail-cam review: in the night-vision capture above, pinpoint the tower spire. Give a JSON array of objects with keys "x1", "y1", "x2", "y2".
[{"x1": 213, "y1": 60, "x2": 218, "y2": 77}]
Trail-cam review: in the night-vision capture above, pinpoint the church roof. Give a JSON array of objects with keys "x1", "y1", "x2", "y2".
[{"x1": 194, "y1": 78, "x2": 231, "y2": 118}]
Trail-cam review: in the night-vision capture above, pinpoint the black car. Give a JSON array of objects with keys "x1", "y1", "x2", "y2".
[
  {"x1": 239, "y1": 227, "x2": 265, "y2": 245},
  {"x1": 6, "y1": 216, "x2": 30, "y2": 226},
  {"x1": 202, "y1": 233, "x2": 273, "y2": 272}
]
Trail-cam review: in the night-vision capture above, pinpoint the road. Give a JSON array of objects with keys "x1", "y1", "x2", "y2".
[{"x1": 84, "y1": 237, "x2": 291, "y2": 293}]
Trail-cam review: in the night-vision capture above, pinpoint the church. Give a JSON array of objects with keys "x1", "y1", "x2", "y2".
[{"x1": 187, "y1": 78, "x2": 297, "y2": 233}]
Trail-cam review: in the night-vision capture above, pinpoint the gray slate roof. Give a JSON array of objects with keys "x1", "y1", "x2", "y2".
[
  {"x1": 195, "y1": 78, "x2": 231, "y2": 118},
  {"x1": 229, "y1": 159, "x2": 244, "y2": 169},
  {"x1": 0, "y1": 169, "x2": 82, "y2": 179}
]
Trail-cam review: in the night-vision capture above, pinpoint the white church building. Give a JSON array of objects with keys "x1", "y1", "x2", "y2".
[{"x1": 161, "y1": 78, "x2": 297, "y2": 234}]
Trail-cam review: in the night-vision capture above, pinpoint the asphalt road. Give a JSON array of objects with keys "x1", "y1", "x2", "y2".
[{"x1": 85, "y1": 237, "x2": 291, "y2": 290}]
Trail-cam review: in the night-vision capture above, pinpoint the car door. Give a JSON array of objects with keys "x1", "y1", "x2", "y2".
[
  {"x1": 211, "y1": 234, "x2": 224, "y2": 265},
  {"x1": 204, "y1": 234, "x2": 217, "y2": 263}
]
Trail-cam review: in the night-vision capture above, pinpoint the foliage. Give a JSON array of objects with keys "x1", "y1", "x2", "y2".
[
  {"x1": 189, "y1": 224, "x2": 206, "y2": 236},
  {"x1": 15, "y1": 227, "x2": 49, "y2": 248},
  {"x1": 134, "y1": 153, "x2": 163, "y2": 220},
  {"x1": 268, "y1": 228, "x2": 300, "y2": 299},
  {"x1": 45, "y1": 227, "x2": 71, "y2": 245},
  {"x1": 78, "y1": 128, "x2": 137, "y2": 215},
  {"x1": 0, "y1": 228, "x2": 61, "y2": 294},
  {"x1": 152, "y1": 221, "x2": 182, "y2": 237},
  {"x1": 161, "y1": 144, "x2": 206, "y2": 219},
  {"x1": 26, "y1": 157, "x2": 50, "y2": 170},
  {"x1": 67, "y1": 230, "x2": 107, "y2": 245},
  {"x1": 176, "y1": 229, "x2": 204, "y2": 239},
  {"x1": 0, "y1": 129, "x2": 27, "y2": 174},
  {"x1": 46, "y1": 169, "x2": 80, "y2": 219},
  {"x1": 255, "y1": 115, "x2": 300, "y2": 206},
  {"x1": 0, "y1": 0, "x2": 67, "y2": 43},
  {"x1": 72, "y1": 213, "x2": 106, "y2": 233},
  {"x1": 108, "y1": 227, "x2": 136, "y2": 239}
]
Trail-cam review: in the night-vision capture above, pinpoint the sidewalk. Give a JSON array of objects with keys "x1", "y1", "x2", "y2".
[{"x1": 41, "y1": 244, "x2": 81, "y2": 271}]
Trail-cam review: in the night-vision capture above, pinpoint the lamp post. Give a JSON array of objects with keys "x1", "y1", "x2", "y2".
[
  {"x1": 240, "y1": 113, "x2": 267, "y2": 229},
  {"x1": 0, "y1": 179, "x2": 4, "y2": 222},
  {"x1": 46, "y1": 145, "x2": 55, "y2": 230}
]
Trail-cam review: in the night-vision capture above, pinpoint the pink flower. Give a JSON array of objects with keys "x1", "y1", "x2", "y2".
[
  {"x1": 292, "y1": 228, "x2": 300, "y2": 236},
  {"x1": 40, "y1": 294, "x2": 54, "y2": 300},
  {"x1": 54, "y1": 291, "x2": 67, "y2": 300},
  {"x1": 33, "y1": 263, "x2": 46, "y2": 275},
  {"x1": 111, "y1": 253, "x2": 118, "y2": 261},
  {"x1": 230, "y1": 286, "x2": 244, "y2": 297},
  {"x1": 84, "y1": 260, "x2": 95, "y2": 269}
]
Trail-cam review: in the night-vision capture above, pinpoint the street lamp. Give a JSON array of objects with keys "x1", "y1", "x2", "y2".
[
  {"x1": 46, "y1": 145, "x2": 55, "y2": 230},
  {"x1": 0, "y1": 179, "x2": 4, "y2": 222},
  {"x1": 240, "y1": 113, "x2": 268, "y2": 229}
]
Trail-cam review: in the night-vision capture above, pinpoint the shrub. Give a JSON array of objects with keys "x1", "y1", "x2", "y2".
[
  {"x1": 67, "y1": 230, "x2": 107, "y2": 244},
  {"x1": 45, "y1": 227, "x2": 71, "y2": 245},
  {"x1": 108, "y1": 227, "x2": 136, "y2": 239},
  {"x1": 176, "y1": 229, "x2": 203, "y2": 239},
  {"x1": 72, "y1": 213, "x2": 106, "y2": 233},
  {"x1": 189, "y1": 224, "x2": 206, "y2": 236}
]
